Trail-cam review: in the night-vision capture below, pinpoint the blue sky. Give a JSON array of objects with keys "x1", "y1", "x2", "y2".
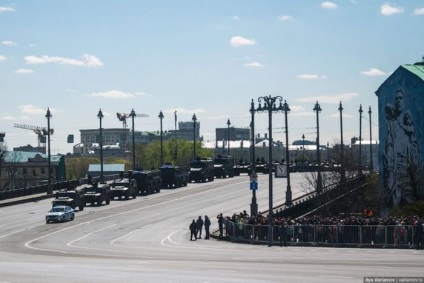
[{"x1": 1, "y1": 1, "x2": 423, "y2": 154}]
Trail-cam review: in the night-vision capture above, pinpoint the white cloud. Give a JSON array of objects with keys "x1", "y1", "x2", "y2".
[
  {"x1": 18, "y1": 104, "x2": 47, "y2": 115},
  {"x1": 88, "y1": 90, "x2": 142, "y2": 99},
  {"x1": 230, "y1": 36, "x2": 256, "y2": 47},
  {"x1": 244, "y1": 62, "x2": 264, "y2": 68},
  {"x1": 0, "y1": 6, "x2": 15, "y2": 13},
  {"x1": 24, "y1": 54, "x2": 103, "y2": 67},
  {"x1": 295, "y1": 92, "x2": 359, "y2": 104},
  {"x1": 413, "y1": 7, "x2": 424, "y2": 15},
  {"x1": 279, "y1": 15, "x2": 294, "y2": 21},
  {"x1": 163, "y1": 108, "x2": 206, "y2": 115},
  {"x1": 1, "y1": 115, "x2": 16, "y2": 120},
  {"x1": 321, "y1": 2, "x2": 337, "y2": 9},
  {"x1": 0, "y1": 55, "x2": 6, "y2": 62},
  {"x1": 381, "y1": 3, "x2": 404, "y2": 16},
  {"x1": 232, "y1": 16, "x2": 240, "y2": 20},
  {"x1": 1, "y1": 40, "x2": 17, "y2": 47},
  {"x1": 330, "y1": 112, "x2": 354, "y2": 118},
  {"x1": 361, "y1": 68, "x2": 387, "y2": 76},
  {"x1": 15, "y1": 69, "x2": 35, "y2": 74},
  {"x1": 297, "y1": 74, "x2": 327, "y2": 79}
]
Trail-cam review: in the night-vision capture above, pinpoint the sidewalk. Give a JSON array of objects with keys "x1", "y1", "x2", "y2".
[{"x1": 0, "y1": 192, "x2": 54, "y2": 208}]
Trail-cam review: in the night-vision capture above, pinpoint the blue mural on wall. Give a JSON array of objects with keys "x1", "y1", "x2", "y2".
[{"x1": 376, "y1": 64, "x2": 424, "y2": 210}]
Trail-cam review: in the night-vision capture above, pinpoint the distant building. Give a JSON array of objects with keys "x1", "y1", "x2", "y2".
[
  {"x1": 87, "y1": 164, "x2": 125, "y2": 178},
  {"x1": 0, "y1": 151, "x2": 65, "y2": 190},
  {"x1": 215, "y1": 127, "x2": 250, "y2": 144},
  {"x1": 375, "y1": 60, "x2": 424, "y2": 210}
]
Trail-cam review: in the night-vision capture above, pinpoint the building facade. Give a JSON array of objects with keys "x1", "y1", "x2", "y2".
[{"x1": 375, "y1": 61, "x2": 424, "y2": 210}]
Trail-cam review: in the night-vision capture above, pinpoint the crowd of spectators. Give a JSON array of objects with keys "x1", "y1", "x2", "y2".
[{"x1": 221, "y1": 209, "x2": 424, "y2": 248}]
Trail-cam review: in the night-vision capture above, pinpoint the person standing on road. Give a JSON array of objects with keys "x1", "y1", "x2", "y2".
[
  {"x1": 196, "y1": 216, "x2": 204, "y2": 239},
  {"x1": 190, "y1": 219, "x2": 197, "y2": 241},
  {"x1": 217, "y1": 213, "x2": 224, "y2": 238},
  {"x1": 204, "y1": 215, "x2": 211, "y2": 239}
]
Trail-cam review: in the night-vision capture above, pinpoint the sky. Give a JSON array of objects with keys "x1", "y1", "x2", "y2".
[{"x1": 1, "y1": 0, "x2": 423, "y2": 155}]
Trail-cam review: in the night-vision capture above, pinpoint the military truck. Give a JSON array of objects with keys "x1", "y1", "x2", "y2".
[
  {"x1": 189, "y1": 157, "x2": 214, "y2": 183},
  {"x1": 213, "y1": 155, "x2": 235, "y2": 178},
  {"x1": 84, "y1": 181, "x2": 111, "y2": 206},
  {"x1": 161, "y1": 163, "x2": 189, "y2": 189},
  {"x1": 110, "y1": 178, "x2": 137, "y2": 200},
  {"x1": 52, "y1": 185, "x2": 86, "y2": 211},
  {"x1": 131, "y1": 169, "x2": 162, "y2": 195}
]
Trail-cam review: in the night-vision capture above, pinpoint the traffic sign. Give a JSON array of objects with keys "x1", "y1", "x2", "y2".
[{"x1": 250, "y1": 181, "x2": 258, "y2": 190}]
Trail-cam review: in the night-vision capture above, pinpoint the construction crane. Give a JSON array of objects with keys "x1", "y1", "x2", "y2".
[
  {"x1": 116, "y1": 112, "x2": 149, "y2": 151},
  {"x1": 14, "y1": 123, "x2": 54, "y2": 147},
  {"x1": 116, "y1": 112, "x2": 149, "y2": 129}
]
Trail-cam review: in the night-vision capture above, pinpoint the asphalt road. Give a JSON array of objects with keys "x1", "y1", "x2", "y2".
[{"x1": 0, "y1": 173, "x2": 422, "y2": 283}]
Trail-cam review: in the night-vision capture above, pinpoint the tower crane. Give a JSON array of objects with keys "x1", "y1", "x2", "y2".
[
  {"x1": 116, "y1": 112, "x2": 149, "y2": 129},
  {"x1": 14, "y1": 123, "x2": 54, "y2": 147},
  {"x1": 116, "y1": 112, "x2": 149, "y2": 151}
]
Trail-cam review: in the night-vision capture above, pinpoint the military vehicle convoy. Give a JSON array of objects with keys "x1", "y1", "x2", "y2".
[
  {"x1": 84, "y1": 181, "x2": 111, "y2": 206},
  {"x1": 213, "y1": 155, "x2": 235, "y2": 178},
  {"x1": 52, "y1": 186, "x2": 86, "y2": 211},
  {"x1": 189, "y1": 157, "x2": 214, "y2": 183},
  {"x1": 110, "y1": 178, "x2": 137, "y2": 200},
  {"x1": 160, "y1": 163, "x2": 189, "y2": 188},
  {"x1": 131, "y1": 169, "x2": 162, "y2": 195},
  {"x1": 233, "y1": 160, "x2": 251, "y2": 176}
]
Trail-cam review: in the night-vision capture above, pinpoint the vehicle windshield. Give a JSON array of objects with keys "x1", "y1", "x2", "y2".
[
  {"x1": 191, "y1": 163, "x2": 204, "y2": 168},
  {"x1": 50, "y1": 207, "x2": 65, "y2": 213},
  {"x1": 114, "y1": 182, "x2": 129, "y2": 187}
]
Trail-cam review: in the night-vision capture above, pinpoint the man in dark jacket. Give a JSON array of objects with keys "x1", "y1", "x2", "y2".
[
  {"x1": 204, "y1": 215, "x2": 211, "y2": 239},
  {"x1": 190, "y1": 219, "x2": 197, "y2": 241},
  {"x1": 196, "y1": 216, "x2": 204, "y2": 239},
  {"x1": 217, "y1": 213, "x2": 224, "y2": 238}
]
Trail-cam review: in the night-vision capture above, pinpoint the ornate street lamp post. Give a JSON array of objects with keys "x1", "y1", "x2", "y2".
[
  {"x1": 368, "y1": 106, "x2": 373, "y2": 171},
  {"x1": 339, "y1": 102, "x2": 346, "y2": 183},
  {"x1": 227, "y1": 119, "x2": 231, "y2": 156},
  {"x1": 158, "y1": 110, "x2": 164, "y2": 167},
  {"x1": 97, "y1": 109, "x2": 104, "y2": 182},
  {"x1": 313, "y1": 101, "x2": 322, "y2": 193},
  {"x1": 282, "y1": 100, "x2": 292, "y2": 207},
  {"x1": 359, "y1": 104, "x2": 363, "y2": 175},
  {"x1": 129, "y1": 109, "x2": 136, "y2": 170},
  {"x1": 255, "y1": 95, "x2": 284, "y2": 246},
  {"x1": 302, "y1": 134, "x2": 305, "y2": 162},
  {"x1": 192, "y1": 114, "x2": 197, "y2": 160},
  {"x1": 249, "y1": 100, "x2": 258, "y2": 216},
  {"x1": 45, "y1": 108, "x2": 52, "y2": 194},
  {"x1": 174, "y1": 110, "x2": 178, "y2": 163}
]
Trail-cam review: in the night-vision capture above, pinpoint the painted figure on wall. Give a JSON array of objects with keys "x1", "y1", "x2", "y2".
[{"x1": 384, "y1": 89, "x2": 420, "y2": 207}]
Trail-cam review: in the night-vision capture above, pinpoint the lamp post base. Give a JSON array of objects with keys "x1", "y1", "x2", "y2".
[
  {"x1": 285, "y1": 189, "x2": 292, "y2": 207},
  {"x1": 250, "y1": 198, "x2": 258, "y2": 216}
]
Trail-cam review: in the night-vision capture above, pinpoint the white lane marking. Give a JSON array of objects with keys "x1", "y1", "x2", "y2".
[
  {"x1": 110, "y1": 224, "x2": 151, "y2": 245},
  {"x1": 160, "y1": 231, "x2": 180, "y2": 246},
  {"x1": 67, "y1": 224, "x2": 116, "y2": 247}
]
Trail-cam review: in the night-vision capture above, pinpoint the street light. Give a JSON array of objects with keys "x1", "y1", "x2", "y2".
[
  {"x1": 227, "y1": 118, "x2": 231, "y2": 156},
  {"x1": 302, "y1": 134, "x2": 305, "y2": 162},
  {"x1": 45, "y1": 108, "x2": 52, "y2": 194},
  {"x1": 174, "y1": 110, "x2": 178, "y2": 163},
  {"x1": 313, "y1": 101, "x2": 322, "y2": 193},
  {"x1": 254, "y1": 95, "x2": 284, "y2": 246},
  {"x1": 158, "y1": 110, "x2": 164, "y2": 167},
  {"x1": 249, "y1": 99, "x2": 258, "y2": 216},
  {"x1": 97, "y1": 109, "x2": 104, "y2": 182},
  {"x1": 129, "y1": 109, "x2": 136, "y2": 170},
  {"x1": 339, "y1": 102, "x2": 346, "y2": 183},
  {"x1": 192, "y1": 114, "x2": 197, "y2": 160},
  {"x1": 359, "y1": 104, "x2": 363, "y2": 175},
  {"x1": 368, "y1": 106, "x2": 373, "y2": 171},
  {"x1": 282, "y1": 100, "x2": 292, "y2": 206}
]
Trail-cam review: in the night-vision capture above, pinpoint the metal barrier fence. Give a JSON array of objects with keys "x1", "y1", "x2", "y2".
[{"x1": 223, "y1": 220, "x2": 421, "y2": 247}]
